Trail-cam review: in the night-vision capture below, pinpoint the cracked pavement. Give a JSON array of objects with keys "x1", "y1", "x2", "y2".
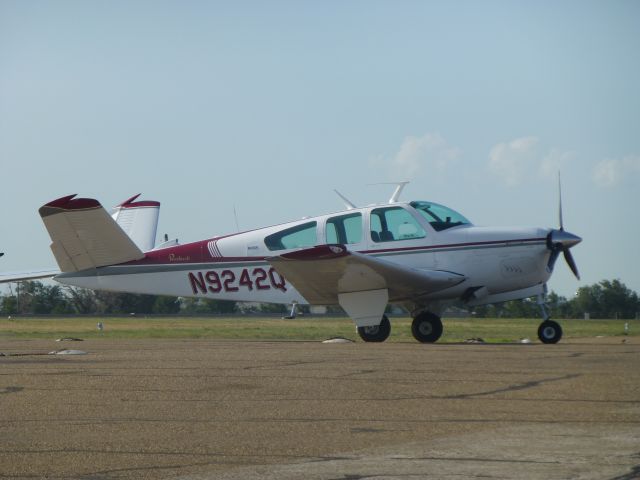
[{"x1": 0, "y1": 337, "x2": 638, "y2": 479}]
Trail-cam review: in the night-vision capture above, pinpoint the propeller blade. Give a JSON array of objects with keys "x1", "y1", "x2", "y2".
[
  {"x1": 558, "y1": 172, "x2": 564, "y2": 231},
  {"x1": 563, "y1": 249, "x2": 580, "y2": 280},
  {"x1": 546, "y1": 248, "x2": 561, "y2": 273}
]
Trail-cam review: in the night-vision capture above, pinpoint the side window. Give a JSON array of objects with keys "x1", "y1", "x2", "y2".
[
  {"x1": 370, "y1": 207, "x2": 426, "y2": 243},
  {"x1": 264, "y1": 221, "x2": 318, "y2": 251},
  {"x1": 325, "y1": 213, "x2": 363, "y2": 244}
]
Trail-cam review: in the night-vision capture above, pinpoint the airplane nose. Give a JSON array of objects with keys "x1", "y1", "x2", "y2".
[
  {"x1": 548, "y1": 229, "x2": 582, "y2": 249},
  {"x1": 546, "y1": 229, "x2": 581, "y2": 280}
]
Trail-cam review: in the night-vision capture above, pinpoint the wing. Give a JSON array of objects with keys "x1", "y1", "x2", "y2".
[{"x1": 268, "y1": 245, "x2": 466, "y2": 326}]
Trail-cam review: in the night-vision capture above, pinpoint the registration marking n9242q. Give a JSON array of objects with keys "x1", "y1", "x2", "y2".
[{"x1": 188, "y1": 267, "x2": 287, "y2": 295}]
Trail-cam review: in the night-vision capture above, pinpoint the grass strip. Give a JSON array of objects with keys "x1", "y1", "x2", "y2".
[{"x1": 0, "y1": 316, "x2": 636, "y2": 342}]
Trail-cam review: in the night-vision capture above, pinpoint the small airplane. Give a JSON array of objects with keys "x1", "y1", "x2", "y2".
[{"x1": 5, "y1": 182, "x2": 581, "y2": 343}]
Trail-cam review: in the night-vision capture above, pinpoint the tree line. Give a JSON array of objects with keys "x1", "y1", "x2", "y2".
[
  {"x1": 471, "y1": 279, "x2": 639, "y2": 319},
  {"x1": 1, "y1": 279, "x2": 638, "y2": 319}
]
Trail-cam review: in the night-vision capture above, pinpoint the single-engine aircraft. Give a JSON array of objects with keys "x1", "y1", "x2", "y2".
[{"x1": 13, "y1": 183, "x2": 582, "y2": 343}]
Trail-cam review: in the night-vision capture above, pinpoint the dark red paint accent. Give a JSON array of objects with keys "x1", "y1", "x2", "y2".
[
  {"x1": 133, "y1": 238, "x2": 267, "y2": 265},
  {"x1": 189, "y1": 272, "x2": 207, "y2": 294},
  {"x1": 205, "y1": 271, "x2": 222, "y2": 293},
  {"x1": 221, "y1": 270, "x2": 239, "y2": 292},
  {"x1": 269, "y1": 268, "x2": 287, "y2": 291},
  {"x1": 43, "y1": 194, "x2": 101, "y2": 210},
  {"x1": 280, "y1": 244, "x2": 348, "y2": 261},
  {"x1": 187, "y1": 267, "x2": 284, "y2": 295},
  {"x1": 118, "y1": 194, "x2": 160, "y2": 208},
  {"x1": 128, "y1": 237, "x2": 546, "y2": 267},
  {"x1": 239, "y1": 269, "x2": 254, "y2": 290},
  {"x1": 253, "y1": 268, "x2": 270, "y2": 290},
  {"x1": 359, "y1": 237, "x2": 546, "y2": 255}
]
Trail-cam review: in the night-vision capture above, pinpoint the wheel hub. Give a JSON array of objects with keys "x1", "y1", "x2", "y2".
[
  {"x1": 418, "y1": 322, "x2": 432, "y2": 336},
  {"x1": 364, "y1": 325, "x2": 379, "y2": 335}
]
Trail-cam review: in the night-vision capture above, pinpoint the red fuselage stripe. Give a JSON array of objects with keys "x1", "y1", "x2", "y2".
[{"x1": 130, "y1": 237, "x2": 547, "y2": 266}]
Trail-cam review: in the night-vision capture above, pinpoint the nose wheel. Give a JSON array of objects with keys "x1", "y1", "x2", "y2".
[
  {"x1": 536, "y1": 293, "x2": 563, "y2": 344},
  {"x1": 538, "y1": 319, "x2": 563, "y2": 344}
]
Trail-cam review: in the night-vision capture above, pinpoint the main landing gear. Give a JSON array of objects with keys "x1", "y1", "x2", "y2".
[
  {"x1": 536, "y1": 294, "x2": 563, "y2": 344},
  {"x1": 411, "y1": 311, "x2": 443, "y2": 343},
  {"x1": 357, "y1": 312, "x2": 444, "y2": 343},
  {"x1": 357, "y1": 315, "x2": 391, "y2": 342}
]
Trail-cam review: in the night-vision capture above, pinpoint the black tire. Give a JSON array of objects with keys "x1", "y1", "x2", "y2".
[
  {"x1": 411, "y1": 312, "x2": 443, "y2": 343},
  {"x1": 538, "y1": 320, "x2": 563, "y2": 344},
  {"x1": 357, "y1": 315, "x2": 391, "y2": 342}
]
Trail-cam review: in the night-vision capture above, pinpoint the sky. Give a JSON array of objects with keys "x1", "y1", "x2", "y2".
[{"x1": 1, "y1": 0, "x2": 639, "y2": 299}]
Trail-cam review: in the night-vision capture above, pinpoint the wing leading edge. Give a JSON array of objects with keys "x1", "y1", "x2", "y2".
[{"x1": 268, "y1": 245, "x2": 466, "y2": 326}]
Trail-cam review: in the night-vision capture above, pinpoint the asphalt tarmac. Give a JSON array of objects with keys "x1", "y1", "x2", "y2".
[{"x1": 0, "y1": 337, "x2": 638, "y2": 480}]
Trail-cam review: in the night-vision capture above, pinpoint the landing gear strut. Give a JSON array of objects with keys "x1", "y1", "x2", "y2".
[
  {"x1": 411, "y1": 311, "x2": 443, "y2": 343},
  {"x1": 283, "y1": 302, "x2": 298, "y2": 319},
  {"x1": 536, "y1": 293, "x2": 563, "y2": 344},
  {"x1": 357, "y1": 315, "x2": 391, "y2": 342}
]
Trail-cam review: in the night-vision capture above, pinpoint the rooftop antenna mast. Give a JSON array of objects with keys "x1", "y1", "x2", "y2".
[
  {"x1": 388, "y1": 181, "x2": 409, "y2": 203},
  {"x1": 367, "y1": 181, "x2": 410, "y2": 203},
  {"x1": 333, "y1": 189, "x2": 357, "y2": 210}
]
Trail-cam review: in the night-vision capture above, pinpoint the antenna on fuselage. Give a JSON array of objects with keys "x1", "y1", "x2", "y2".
[
  {"x1": 367, "y1": 181, "x2": 410, "y2": 203},
  {"x1": 334, "y1": 189, "x2": 357, "y2": 210},
  {"x1": 388, "y1": 181, "x2": 409, "y2": 203}
]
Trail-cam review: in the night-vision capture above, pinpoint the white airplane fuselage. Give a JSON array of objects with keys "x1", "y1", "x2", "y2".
[{"x1": 54, "y1": 200, "x2": 554, "y2": 315}]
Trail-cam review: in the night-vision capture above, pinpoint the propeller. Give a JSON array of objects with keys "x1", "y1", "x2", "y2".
[{"x1": 546, "y1": 173, "x2": 581, "y2": 279}]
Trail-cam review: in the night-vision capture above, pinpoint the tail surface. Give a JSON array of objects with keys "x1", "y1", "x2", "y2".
[
  {"x1": 39, "y1": 195, "x2": 144, "y2": 272},
  {"x1": 111, "y1": 194, "x2": 160, "y2": 252}
]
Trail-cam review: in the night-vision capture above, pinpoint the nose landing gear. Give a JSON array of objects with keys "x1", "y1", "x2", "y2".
[
  {"x1": 538, "y1": 319, "x2": 563, "y2": 344},
  {"x1": 536, "y1": 293, "x2": 563, "y2": 344}
]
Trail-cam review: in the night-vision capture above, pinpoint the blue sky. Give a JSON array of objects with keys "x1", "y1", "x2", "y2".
[{"x1": 1, "y1": 0, "x2": 639, "y2": 299}]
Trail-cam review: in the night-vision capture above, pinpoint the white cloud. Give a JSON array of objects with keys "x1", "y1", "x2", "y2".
[
  {"x1": 488, "y1": 136, "x2": 538, "y2": 187},
  {"x1": 593, "y1": 155, "x2": 640, "y2": 188},
  {"x1": 390, "y1": 132, "x2": 461, "y2": 178}
]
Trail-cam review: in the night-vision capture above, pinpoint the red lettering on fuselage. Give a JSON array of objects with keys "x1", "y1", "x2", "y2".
[
  {"x1": 189, "y1": 272, "x2": 207, "y2": 294},
  {"x1": 188, "y1": 267, "x2": 287, "y2": 295}
]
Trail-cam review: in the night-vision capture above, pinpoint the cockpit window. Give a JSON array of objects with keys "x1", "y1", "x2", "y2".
[
  {"x1": 370, "y1": 206, "x2": 426, "y2": 242},
  {"x1": 326, "y1": 212, "x2": 362, "y2": 244},
  {"x1": 410, "y1": 201, "x2": 471, "y2": 232},
  {"x1": 264, "y1": 221, "x2": 318, "y2": 251}
]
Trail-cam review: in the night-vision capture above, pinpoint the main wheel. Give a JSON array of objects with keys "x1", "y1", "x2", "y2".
[
  {"x1": 357, "y1": 315, "x2": 391, "y2": 342},
  {"x1": 538, "y1": 319, "x2": 563, "y2": 344},
  {"x1": 411, "y1": 312, "x2": 443, "y2": 343}
]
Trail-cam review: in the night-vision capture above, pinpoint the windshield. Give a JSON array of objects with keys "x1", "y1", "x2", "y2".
[{"x1": 410, "y1": 201, "x2": 471, "y2": 232}]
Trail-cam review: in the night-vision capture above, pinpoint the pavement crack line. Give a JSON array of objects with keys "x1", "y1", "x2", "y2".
[
  {"x1": 607, "y1": 464, "x2": 640, "y2": 480},
  {"x1": 0, "y1": 386, "x2": 23, "y2": 395},
  {"x1": 439, "y1": 373, "x2": 581, "y2": 399}
]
